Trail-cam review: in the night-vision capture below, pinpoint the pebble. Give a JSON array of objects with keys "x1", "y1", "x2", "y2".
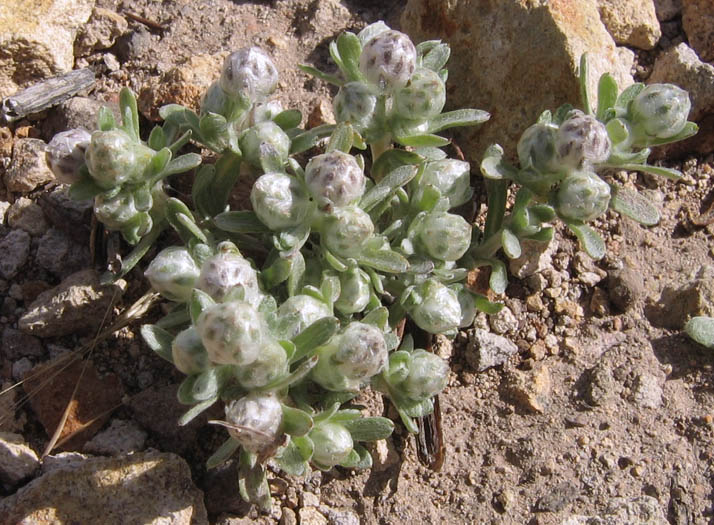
[
  {"x1": 586, "y1": 362, "x2": 619, "y2": 407},
  {"x1": 11, "y1": 357, "x2": 33, "y2": 381},
  {"x1": 654, "y1": 0, "x2": 682, "y2": 21},
  {"x1": 508, "y1": 239, "x2": 558, "y2": 279},
  {"x1": 503, "y1": 364, "x2": 551, "y2": 413},
  {"x1": 0, "y1": 229, "x2": 30, "y2": 279},
  {"x1": 0, "y1": 200, "x2": 10, "y2": 224},
  {"x1": 7, "y1": 197, "x2": 48, "y2": 236},
  {"x1": 298, "y1": 507, "x2": 328, "y2": 525},
  {"x1": 466, "y1": 329, "x2": 519, "y2": 371},
  {"x1": 83, "y1": 419, "x2": 147, "y2": 456},
  {"x1": 630, "y1": 372, "x2": 664, "y2": 409},
  {"x1": 2, "y1": 327, "x2": 44, "y2": 359},
  {"x1": 74, "y1": 7, "x2": 129, "y2": 56},
  {"x1": 0, "y1": 431, "x2": 39, "y2": 487},
  {"x1": 488, "y1": 306, "x2": 518, "y2": 335},
  {"x1": 534, "y1": 481, "x2": 578, "y2": 512},
  {"x1": 3, "y1": 138, "x2": 55, "y2": 193},
  {"x1": 36, "y1": 228, "x2": 90, "y2": 278},
  {"x1": 646, "y1": 265, "x2": 714, "y2": 328},
  {"x1": 608, "y1": 262, "x2": 644, "y2": 311},
  {"x1": 590, "y1": 288, "x2": 610, "y2": 316}
]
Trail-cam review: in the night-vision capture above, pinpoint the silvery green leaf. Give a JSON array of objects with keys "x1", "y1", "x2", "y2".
[
  {"x1": 473, "y1": 259, "x2": 507, "y2": 295},
  {"x1": 525, "y1": 226, "x2": 554, "y2": 243},
  {"x1": 396, "y1": 133, "x2": 450, "y2": 148},
  {"x1": 313, "y1": 402, "x2": 341, "y2": 423},
  {"x1": 214, "y1": 211, "x2": 270, "y2": 233},
  {"x1": 337, "y1": 32, "x2": 363, "y2": 82},
  {"x1": 484, "y1": 179, "x2": 508, "y2": 239},
  {"x1": 565, "y1": 221, "x2": 605, "y2": 259},
  {"x1": 282, "y1": 405, "x2": 314, "y2": 436},
  {"x1": 397, "y1": 408, "x2": 418, "y2": 433},
  {"x1": 338, "y1": 448, "x2": 362, "y2": 468},
  {"x1": 358, "y1": 248, "x2": 409, "y2": 273},
  {"x1": 239, "y1": 457, "x2": 271, "y2": 511},
  {"x1": 400, "y1": 397, "x2": 433, "y2": 418},
  {"x1": 537, "y1": 109, "x2": 553, "y2": 124},
  {"x1": 262, "y1": 255, "x2": 293, "y2": 289},
  {"x1": 192, "y1": 165, "x2": 217, "y2": 219},
  {"x1": 206, "y1": 438, "x2": 240, "y2": 469},
  {"x1": 421, "y1": 42, "x2": 450, "y2": 72},
  {"x1": 617, "y1": 163, "x2": 682, "y2": 180},
  {"x1": 167, "y1": 197, "x2": 207, "y2": 243},
  {"x1": 147, "y1": 147, "x2": 171, "y2": 180},
  {"x1": 69, "y1": 175, "x2": 105, "y2": 200},
  {"x1": 276, "y1": 440, "x2": 310, "y2": 476},
  {"x1": 291, "y1": 317, "x2": 340, "y2": 362},
  {"x1": 615, "y1": 82, "x2": 645, "y2": 115},
  {"x1": 287, "y1": 251, "x2": 305, "y2": 297},
  {"x1": 473, "y1": 294, "x2": 503, "y2": 315},
  {"x1": 289, "y1": 128, "x2": 319, "y2": 154},
  {"x1": 191, "y1": 367, "x2": 221, "y2": 401},
  {"x1": 361, "y1": 164, "x2": 418, "y2": 211},
  {"x1": 642, "y1": 121, "x2": 698, "y2": 146},
  {"x1": 328, "y1": 40, "x2": 348, "y2": 79},
  {"x1": 553, "y1": 103, "x2": 574, "y2": 125},
  {"x1": 609, "y1": 185, "x2": 660, "y2": 226},
  {"x1": 413, "y1": 146, "x2": 447, "y2": 160},
  {"x1": 428, "y1": 109, "x2": 490, "y2": 133},
  {"x1": 97, "y1": 106, "x2": 116, "y2": 131},
  {"x1": 179, "y1": 397, "x2": 218, "y2": 426},
  {"x1": 343, "y1": 416, "x2": 394, "y2": 442},
  {"x1": 190, "y1": 289, "x2": 216, "y2": 325},
  {"x1": 320, "y1": 273, "x2": 341, "y2": 305},
  {"x1": 199, "y1": 112, "x2": 228, "y2": 151},
  {"x1": 579, "y1": 54, "x2": 593, "y2": 115},
  {"x1": 140, "y1": 324, "x2": 174, "y2": 363},
  {"x1": 501, "y1": 228, "x2": 521, "y2": 259},
  {"x1": 119, "y1": 87, "x2": 140, "y2": 142},
  {"x1": 211, "y1": 150, "x2": 241, "y2": 212},
  {"x1": 597, "y1": 73, "x2": 618, "y2": 121},
  {"x1": 324, "y1": 249, "x2": 348, "y2": 272},
  {"x1": 275, "y1": 222, "x2": 310, "y2": 252},
  {"x1": 606, "y1": 118, "x2": 630, "y2": 146},
  {"x1": 606, "y1": 148, "x2": 651, "y2": 165},
  {"x1": 163, "y1": 153, "x2": 202, "y2": 177},
  {"x1": 148, "y1": 126, "x2": 167, "y2": 151},
  {"x1": 361, "y1": 306, "x2": 389, "y2": 331},
  {"x1": 480, "y1": 144, "x2": 518, "y2": 180},
  {"x1": 326, "y1": 122, "x2": 354, "y2": 153},
  {"x1": 273, "y1": 109, "x2": 302, "y2": 130},
  {"x1": 371, "y1": 149, "x2": 422, "y2": 182},
  {"x1": 529, "y1": 204, "x2": 556, "y2": 223},
  {"x1": 684, "y1": 316, "x2": 714, "y2": 349},
  {"x1": 297, "y1": 64, "x2": 343, "y2": 86}
]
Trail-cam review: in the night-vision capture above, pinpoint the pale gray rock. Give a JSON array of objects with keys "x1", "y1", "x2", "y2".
[
  {"x1": 401, "y1": 0, "x2": 633, "y2": 162},
  {"x1": 631, "y1": 372, "x2": 664, "y2": 408},
  {"x1": 466, "y1": 329, "x2": 518, "y2": 371},
  {"x1": 585, "y1": 361, "x2": 619, "y2": 407},
  {"x1": 45, "y1": 96, "x2": 120, "y2": 138},
  {"x1": 509, "y1": 239, "x2": 558, "y2": 279},
  {"x1": 682, "y1": 0, "x2": 714, "y2": 62},
  {"x1": 319, "y1": 506, "x2": 360, "y2": 525},
  {"x1": 646, "y1": 265, "x2": 714, "y2": 329},
  {"x1": 0, "y1": 431, "x2": 39, "y2": 486},
  {"x1": 83, "y1": 419, "x2": 147, "y2": 456},
  {"x1": 0, "y1": 451, "x2": 208, "y2": 525},
  {"x1": 0, "y1": 0, "x2": 95, "y2": 96},
  {"x1": 36, "y1": 227, "x2": 90, "y2": 278},
  {"x1": 19, "y1": 269, "x2": 126, "y2": 337},
  {"x1": 38, "y1": 185, "x2": 93, "y2": 236},
  {"x1": 0, "y1": 200, "x2": 10, "y2": 225},
  {"x1": 4, "y1": 138, "x2": 55, "y2": 193},
  {"x1": 488, "y1": 306, "x2": 518, "y2": 335},
  {"x1": 562, "y1": 496, "x2": 668, "y2": 525},
  {"x1": 74, "y1": 7, "x2": 128, "y2": 56},
  {"x1": 0, "y1": 229, "x2": 30, "y2": 279},
  {"x1": 7, "y1": 197, "x2": 48, "y2": 236},
  {"x1": 598, "y1": 0, "x2": 661, "y2": 49}
]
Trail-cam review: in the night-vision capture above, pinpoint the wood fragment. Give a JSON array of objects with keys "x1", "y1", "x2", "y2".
[
  {"x1": 123, "y1": 10, "x2": 165, "y2": 32},
  {"x1": 1, "y1": 69, "x2": 95, "y2": 124}
]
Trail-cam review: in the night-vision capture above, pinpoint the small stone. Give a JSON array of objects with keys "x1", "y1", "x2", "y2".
[
  {"x1": 280, "y1": 508, "x2": 298, "y2": 525},
  {"x1": 535, "y1": 481, "x2": 578, "y2": 512},
  {"x1": 586, "y1": 362, "x2": 619, "y2": 407},
  {"x1": 83, "y1": 419, "x2": 147, "y2": 456},
  {"x1": 0, "y1": 200, "x2": 10, "y2": 224},
  {"x1": 526, "y1": 294, "x2": 544, "y2": 312},
  {"x1": 503, "y1": 363, "x2": 551, "y2": 413},
  {"x1": 36, "y1": 228, "x2": 90, "y2": 278},
  {"x1": 4, "y1": 138, "x2": 55, "y2": 193},
  {"x1": 0, "y1": 451, "x2": 208, "y2": 524},
  {"x1": 12, "y1": 357, "x2": 33, "y2": 381},
  {"x1": 654, "y1": 0, "x2": 682, "y2": 21},
  {"x1": 526, "y1": 273, "x2": 548, "y2": 292},
  {"x1": 301, "y1": 492, "x2": 320, "y2": 508},
  {"x1": 489, "y1": 306, "x2": 518, "y2": 335},
  {"x1": 19, "y1": 269, "x2": 126, "y2": 337},
  {"x1": 682, "y1": 0, "x2": 714, "y2": 62},
  {"x1": 529, "y1": 340, "x2": 547, "y2": 361},
  {"x1": 0, "y1": 432, "x2": 39, "y2": 486},
  {"x1": 45, "y1": 97, "x2": 121, "y2": 138},
  {"x1": 74, "y1": 8, "x2": 129, "y2": 56},
  {"x1": 608, "y1": 263, "x2": 644, "y2": 312},
  {"x1": 298, "y1": 507, "x2": 328, "y2": 525},
  {"x1": 509, "y1": 239, "x2": 558, "y2": 279},
  {"x1": 372, "y1": 438, "x2": 399, "y2": 471},
  {"x1": 466, "y1": 329, "x2": 519, "y2": 371},
  {"x1": 646, "y1": 265, "x2": 714, "y2": 328},
  {"x1": 114, "y1": 27, "x2": 155, "y2": 63},
  {"x1": 103, "y1": 53, "x2": 121, "y2": 72},
  {"x1": 307, "y1": 97, "x2": 335, "y2": 128},
  {"x1": 590, "y1": 287, "x2": 610, "y2": 316},
  {"x1": 319, "y1": 507, "x2": 360, "y2": 525},
  {"x1": 2, "y1": 328, "x2": 44, "y2": 359},
  {"x1": 598, "y1": 0, "x2": 661, "y2": 49},
  {"x1": 554, "y1": 298, "x2": 584, "y2": 318},
  {"x1": 38, "y1": 185, "x2": 94, "y2": 238},
  {"x1": 7, "y1": 197, "x2": 48, "y2": 236},
  {"x1": 579, "y1": 271, "x2": 603, "y2": 287},
  {"x1": 631, "y1": 372, "x2": 664, "y2": 409}
]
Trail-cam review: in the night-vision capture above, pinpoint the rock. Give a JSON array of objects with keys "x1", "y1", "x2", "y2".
[
  {"x1": 682, "y1": 0, "x2": 714, "y2": 62},
  {"x1": 645, "y1": 265, "x2": 714, "y2": 329},
  {"x1": 562, "y1": 496, "x2": 668, "y2": 525},
  {"x1": 2, "y1": 328, "x2": 44, "y2": 359},
  {"x1": 281, "y1": 508, "x2": 298, "y2": 525},
  {"x1": 18, "y1": 269, "x2": 126, "y2": 337},
  {"x1": 466, "y1": 329, "x2": 519, "y2": 371},
  {"x1": 598, "y1": 0, "x2": 661, "y2": 49},
  {"x1": 0, "y1": 0, "x2": 95, "y2": 97},
  {"x1": 83, "y1": 419, "x2": 147, "y2": 456},
  {"x1": 36, "y1": 227, "x2": 90, "y2": 278},
  {"x1": 585, "y1": 361, "x2": 619, "y2": 406},
  {"x1": 0, "y1": 200, "x2": 10, "y2": 224},
  {"x1": 12, "y1": 357, "x2": 33, "y2": 381},
  {"x1": 307, "y1": 97, "x2": 336, "y2": 128},
  {"x1": 401, "y1": 0, "x2": 634, "y2": 162},
  {"x1": 114, "y1": 27, "x2": 155, "y2": 63},
  {"x1": 488, "y1": 306, "x2": 518, "y2": 335},
  {"x1": 534, "y1": 481, "x2": 578, "y2": 512},
  {"x1": 38, "y1": 185, "x2": 94, "y2": 238},
  {"x1": 23, "y1": 355, "x2": 124, "y2": 450},
  {"x1": 509, "y1": 239, "x2": 558, "y2": 279},
  {"x1": 45, "y1": 96, "x2": 120, "y2": 138},
  {"x1": 503, "y1": 363, "x2": 551, "y2": 413},
  {"x1": 0, "y1": 381, "x2": 26, "y2": 433},
  {"x1": 319, "y1": 506, "x2": 360, "y2": 525},
  {"x1": 630, "y1": 372, "x2": 664, "y2": 408},
  {"x1": 4, "y1": 138, "x2": 55, "y2": 193},
  {"x1": 0, "y1": 229, "x2": 30, "y2": 279},
  {"x1": 371, "y1": 438, "x2": 400, "y2": 472},
  {"x1": 138, "y1": 53, "x2": 224, "y2": 120},
  {"x1": 0, "y1": 451, "x2": 208, "y2": 524},
  {"x1": 201, "y1": 461, "x2": 250, "y2": 516},
  {"x1": 74, "y1": 7, "x2": 128, "y2": 56},
  {"x1": 608, "y1": 262, "x2": 645, "y2": 311},
  {"x1": 654, "y1": 0, "x2": 682, "y2": 21},
  {"x1": 0, "y1": 432, "x2": 39, "y2": 486},
  {"x1": 298, "y1": 507, "x2": 328, "y2": 525},
  {"x1": 7, "y1": 196, "x2": 48, "y2": 236}
]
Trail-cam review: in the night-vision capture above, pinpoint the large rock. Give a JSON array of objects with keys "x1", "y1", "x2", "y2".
[
  {"x1": 0, "y1": 432, "x2": 39, "y2": 487},
  {"x1": 18, "y1": 269, "x2": 126, "y2": 337},
  {"x1": 0, "y1": 229, "x2": 30, "y2": 279},
  {"x1": 682, "y1": 0, "x2": 714, "y2": 62},
  {"x1": 401, "y1": 0, "x2": 634, "y2": 163},
  {"x1": 0, "y1": 0, "x2": 95, "y2": 97},
  {"x1": 598, "y1": 0, "x2": 661, "y2": 49},
  {"x1": 0, "y1": 451, "x2": 208, "y2": 524},
  {"x1": 74, "y1": 7, "x2": 128, "y2": 57},
  {"x1": 4, "y1": 138, "x2": 55, "y2": 193}
]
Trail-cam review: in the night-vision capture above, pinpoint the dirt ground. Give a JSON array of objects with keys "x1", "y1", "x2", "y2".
[{"x1": 1, "y1": 1, "x2": 713, "y2": 524}]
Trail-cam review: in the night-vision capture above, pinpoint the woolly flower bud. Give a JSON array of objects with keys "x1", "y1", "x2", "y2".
[
  {"x1": 400, "y1": 350, "x2": 449, "y2": 402},
  {"x1": 630, "y1": 83, "x2": 691, "y2": 141},
  {"x1": 333, "y1": 82, "x2": 378, "y2": 132},
  {"x1": 240, "y1": 121, "x2": 290, "y2": 169},
  {"x1": 312, "y1": 322, "x2": 388, "y2": 392},
  {"x1": 408, "y1": 279, "x2": 461, "y2": 334},
  {"x1": 417, "y1": 212, "x2": 471, "y2": 262},
  {"x1": 144, "y1": 246, "x2": 200, "y2": 302},
  {"x1": 224, "y1": 393, "x2": 282, "y2": 454},
  {"x1": 305, "y1": 151, "x2": 366, "y2": 208},
  {"x1": 196, "y1": 301, "x2": 265, "y2": 366},
  {"x1": 250, "y1": 172, "x2": 312, "y2": 230},
  {"x1": 309, "y1": 422, "x2": 353, "y2": 468},
  {"x1": 555, "y1": 111, "x2": 610, "y2": 168},
  {"x1": 413, "y1": 159, "x2": 472, "y2": 209},
  {"x1": 46, "y1": 128, "x2": 91, "y2": 184},
  {"x1": 249, "y1": 100, "x2": 283, "y2": 126},
  {"x1": 276, "y1": 294, "x2": 332, "y2": 340},
  {"x1": 234, "y1": 339, "x2": 288, "y2": 390},
  {"x1": 85, "y1": 130, "x2": 153, "y2": 189},
  {"x1": 322, "y1": 206, "x2": 374, "y2": 258},
  {"x1": 556, "y1": 170, "x2": 611, "y2": 222},
  {"x1": 219, "y1": 47, "x2": 278, "y2": 102},
  {"x1": 359, "y1": 30, "x2": 417, "y2": 90},
  {"x1": 171, "y1": 327, "x2": 210, "y2": 375},
  {"x1": 334, "y1": 267, "x2": 371, "y2": 315},
  {"x1": 393, "y1": 68, "x2": 446, "y2": 120},
  {"x1": 197, "y1": 249, "x2": 262, "y2": 306},
  {"x1": 517, "y1": 123, "x2": 560, "y2": 174}
]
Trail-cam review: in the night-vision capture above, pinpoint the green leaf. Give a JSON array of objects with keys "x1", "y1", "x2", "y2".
[
  {"x1": 163, "y1": 153, "x2": 202, "y2": 177},
  {"x1": 289, "y1": 129, "x2": 319, "y2": 155},
  {"x1": 190, "y1": 289, "x2": 215, "y2": 325},
  {"x1": 210, "y1": 150, "x2": 242, "y2": 213},
  {"x1": 97, "y1": 106, "x2": 116, "y2": 131},
  {"x1": 351, "y1": 443, "x2": 373, "y2": 469},
  {"x1": 565, "y1": 221, "x2": 605, "y2": 259},
  {"x1": 192, "y1": 165, "x2": 217, "y2": 219},
  {"x1": 428, "y1": 109, "x2": 490, "y2": 133},
  {"x1": 617, "y1": 163, "x2": 682, "y2": 180},
  {"x1": 609, "y1": 185, "x2": 660, "y2": 226},
  {"x1": 343, "y1": 416, "x2": 394, "y2": 441},
  {"x1": 239, "y1": 456, "x2": 272, "y2": 511},
  {"x1": 327, "y1": 122, "x2": 354, "y2": 153},
  {"x1": 371, "y1": 149, "x2": 423, "y2": 182},
  {"x1": 421, "y1": 43, "x2": 450, "y2": 72},
  {"x1": 337, "y1": 32, "x2": 363, "y2": 82},
  {"x1": 480, "y1": 144, "x2": 518, "y2": 180},
  {"x1": 579, "y1": 53, "x2": 592, "y2": 115},
  {"x1": 357, "y1": 248, "x2": 410, "y2": 274},
  {"x1": 148, "y1": 126, "x2": 167, "y2": 151},
  {"x1": 684, "y1": 316, "x2": 714, "y2": 349},
  {"x1": 292, "y1": 317, "x2": 340, "y2": 362},
  {"x1": 214, "y1": 210, "x2": 270, "y2": 233},
  {"x1": 473, "y1": 293, "x2": 504, "y2": 315},
  {"x1": 147, "y1": 147, "x2": 171, "y2": 180},
  {"x1": 525, "y1": 226, "x2": 554, "y2": 243},
  {"x1": 140, "y1": 324, "x2": 174, "y2": 363},
  {"x1": 206, "y1": 438, "x2": 240, "y2": 469},
  {"x1": 320, "y1": 273, "x2": 341, "y2": 305},
  {"x1": 276, "y1": 439, "x2": 310, "y2": 476},
  {"x1": 553, "y1": 103, "x2": 574, "y2": 125},
  {"x1": 473, "y1": 259, "x2": 508, "y2": 295},
  {"x1": 199, "y1": 113, "x2": 228, "y2": 151},
  {"x1": 262, "y1": 255, "x2": 294, "y2": 289},
  {"x1": 338, "y1": 448, "x2": 362, "y2": 468},
  {"x1": 529, "y1": 204, "x2": 556, "y2": 223},
  {"x1": 596, "y1": 73, "x2": 618, "y2": 121},
  {"x1": 395, "y1": 134, "x2": 450, "y2": 148},
  {"x1": 282, "y1": 405, "x2": 314, "y2": 437},
  {"x1": 615, "y1": 82, "x2": 644, "y2": 115},
  {"x1": 361, "y1": 306, "x2": 389, "y2": 331},
  {"x1": 287, "y1": 251, "x2": 305, "y2": 297},
  {"x1": 643, "y1": 121, "x2": 699, "y2": 147},
  {"x1": 179, "y1": 397, "x2": 217, "y2": 426},
  {"x1": 360, "y1": 164, "x2": 418, "y2": 211},
  {"x1": 501, "y1": 228, "x2": 522, "y2": 259},
  {"x1": 357, "y1": 21, "x2": 389, "y2": 45},
  {"x1": 297, "y1": 64, "x2": 344, "y2": 86},
  {"x1": 69, "y1": 177, "x2": 105, "y2": 201},
  {"x1": 273, "y1": 109, "x2": 302, "y2": 130},
  {"x1": 119, "y1": 87, "x2": 140, "y2": 142},
  {"x1": 483, "y1": 179, "x2": 509, "y2": 240}
]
